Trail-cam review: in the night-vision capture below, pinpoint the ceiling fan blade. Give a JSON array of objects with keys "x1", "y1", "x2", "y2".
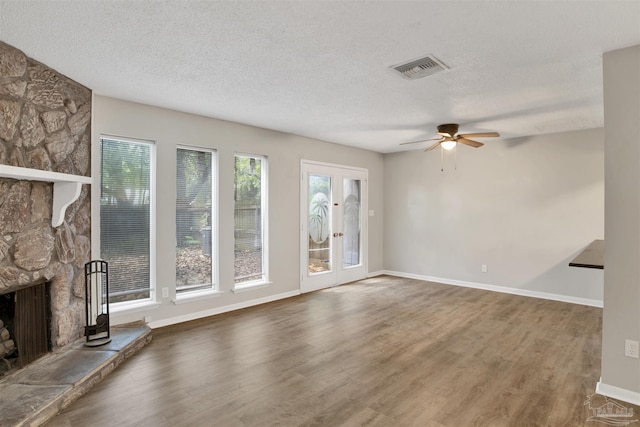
[
  {"x1": 399, "y1": 137, "x2": 442, "y2": 146},
  {"x1": 425, "y1": 141, "x2": 441, "y2": 151},
  {"x1": 458, "y1": 132, "x2": 500, "y2": 138},
  {"x1": 458, "y1": 138, "x2": 484, "y2": 148}
]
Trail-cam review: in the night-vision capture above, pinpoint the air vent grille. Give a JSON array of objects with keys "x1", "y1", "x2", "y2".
[{"x1": 391, "y1": 55, "x2": 448, "y2": 80}]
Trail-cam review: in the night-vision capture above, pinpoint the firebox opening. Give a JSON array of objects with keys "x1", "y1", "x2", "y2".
[{"x1": 0, "y1": 283, "x2": 51, "y2": 374}]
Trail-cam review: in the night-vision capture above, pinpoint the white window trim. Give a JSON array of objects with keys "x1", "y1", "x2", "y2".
[
  {"x1": 93, "y1": 134, "x2": 157, "y2": 307},
  {"x1": 175, "y1": 145, "x2": 219, "y2": 296},
  {"x1": 110, "y1": 299, "x2": 161, "y2": 314},
  {"x1": 231, "y1": 281, "x2": 271, "y2": 294},
  {"x1": 173, "y1": 289, "x2": 224, "y2": 304},
  {"x1": 233, "y1": 153, "x2": 269, "y2": 289}
]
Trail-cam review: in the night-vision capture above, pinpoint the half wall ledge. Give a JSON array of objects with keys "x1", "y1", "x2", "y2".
[
  {"x1": 0, "y1": 164, "x2": 92, "y2": 227},
  {"x1": 568, "y1": 239, "x2": 604, "y2": 270}
]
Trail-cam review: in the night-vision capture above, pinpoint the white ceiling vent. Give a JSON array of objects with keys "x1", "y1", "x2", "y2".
[{"x1": 391, "y1": 55, "x2": 449, "y2": 80}]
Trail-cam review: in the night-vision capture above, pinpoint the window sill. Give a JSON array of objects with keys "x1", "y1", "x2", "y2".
[
  {"x1": 173, "y1": 289, "x2": 224, "y2": 304},
  {"x1": 110, "y1": 299, "x2": 162, "y2": 314},
  {"x1": 231, "y1": 281, "x2": 271, "y2": 294}
]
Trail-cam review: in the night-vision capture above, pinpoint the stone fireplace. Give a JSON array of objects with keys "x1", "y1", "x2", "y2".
[{"x1": 0, "y1": 40, "x2": 91, "y2": 367}]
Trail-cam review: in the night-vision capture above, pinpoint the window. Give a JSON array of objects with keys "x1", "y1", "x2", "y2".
[
  {"x1": 99, "y1": 137, "x2": 154, "y2": 304},
  {"x1": 176, "y1": 147, "x2": 215, "y2": 293},
  {"x1": 234, "y1": 154, "x2": 267, "y2": 284}
]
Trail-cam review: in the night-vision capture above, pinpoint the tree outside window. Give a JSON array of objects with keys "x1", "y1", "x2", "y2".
[{"x1": 234, "y1": 155, "x2": 265, "y2": 283}]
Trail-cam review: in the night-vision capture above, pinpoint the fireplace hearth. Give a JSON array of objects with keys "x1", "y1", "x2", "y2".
[{"x1": 0, "y1": 322, "x2": 151, "y2": 427}]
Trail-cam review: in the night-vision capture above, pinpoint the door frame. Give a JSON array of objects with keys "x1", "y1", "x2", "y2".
[{"x1": 300, "y1": 160, "x2": 368, "y2": 293}]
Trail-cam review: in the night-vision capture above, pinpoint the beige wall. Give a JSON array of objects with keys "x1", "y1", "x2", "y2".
[
  {"x1": 601, "y1": 44, "x2": 640, "y2": 399},
  {"x1": 90, "y1": 45, "x2": 640, "y2": 402},
  {"x1": 92, "y1": 95, "x2": 384, "y2": 327},
  {"x1": 383, "y1": 128, "x2": 604, "y2": 303}
]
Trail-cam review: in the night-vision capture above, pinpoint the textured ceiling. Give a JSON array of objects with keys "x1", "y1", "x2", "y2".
[{"x1": 1, "y1": 1, "x2": 639, "y2": 153}]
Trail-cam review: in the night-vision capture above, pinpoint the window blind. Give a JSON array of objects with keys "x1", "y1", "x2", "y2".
[{"x1": 100, "y1": 137, "x2": 152, "y2": 303}]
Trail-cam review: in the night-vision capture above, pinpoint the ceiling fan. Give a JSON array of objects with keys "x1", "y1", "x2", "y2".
[{"x1": 400, "y1": 123, "x2": 500, "y2": 151}]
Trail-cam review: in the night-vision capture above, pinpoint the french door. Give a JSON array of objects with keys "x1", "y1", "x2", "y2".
[{"x1": 301, "y1": 161, "x2": 368, "y2": 293}]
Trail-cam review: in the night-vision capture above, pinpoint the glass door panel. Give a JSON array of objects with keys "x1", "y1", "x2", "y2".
[
  {"x1": 308, "y1": 174, "x2": 332, "y2": 274},
  {"x1": 342, "y1": 178, "x2": 361, "y2": 269}
]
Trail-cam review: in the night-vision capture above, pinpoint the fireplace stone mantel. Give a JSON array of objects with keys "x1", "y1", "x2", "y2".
[
  {"x1": 1, "y1": 39, "x2": 92, "y2": 354},
  {"x1": 0, "y1": 165, "x2": 91, "y2": 227}
]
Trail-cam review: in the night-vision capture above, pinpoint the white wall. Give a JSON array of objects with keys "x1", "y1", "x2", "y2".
[
  {"x1": 383, "y1": 128, "x2": 604, "y2": 304},
  {"x1": 600, "y1": 44, "x2": 640, "y2": 403},
  {"x1": 92, "y1": 95, "x2": 384, "y2": 327}
]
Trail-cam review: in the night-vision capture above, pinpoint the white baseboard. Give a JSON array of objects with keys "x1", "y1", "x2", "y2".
[
  {"x1": 596, "y1": 380, "x2": 640, "y2": 406},
  {"x1": 146, "y1": 270, "x2": 602, "y2": 328},
  {"x1": 383, "y1": 270, "x2": 603, "y2": 308},
  {"x1": 367, "y1": 270, "x2": 385, "y2": 278},
  {"x1": 147, "y1": 290, "x2": 301, "y2": 329}
]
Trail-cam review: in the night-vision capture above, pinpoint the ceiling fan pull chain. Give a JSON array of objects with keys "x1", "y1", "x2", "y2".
[
  {"x1": 454, "y1": 144, "x2": 457, "y2": 170},
  {"x1": 440, "y1": 146, "x2": 444, "y2": 172}
]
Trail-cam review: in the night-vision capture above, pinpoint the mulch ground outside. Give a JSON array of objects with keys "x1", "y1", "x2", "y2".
[{"x1": 107, "y1": 248, "x2": 263, "y2": 299}]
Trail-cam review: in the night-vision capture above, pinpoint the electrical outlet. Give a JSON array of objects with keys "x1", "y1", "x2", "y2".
[
  {"x1": 162, "y1": 287, "x2": 169, "y2": 298},
  {"x1": 625, "y1": 339, "x2": 639, "y2": 358},
  {"x1": 481, "y1": 264, "x2": 488, "y2": 273}
]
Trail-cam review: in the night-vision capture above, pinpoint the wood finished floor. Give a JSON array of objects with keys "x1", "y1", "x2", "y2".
[{"x1": 45, "y1": 276, "x2": 634, "y2": 427}]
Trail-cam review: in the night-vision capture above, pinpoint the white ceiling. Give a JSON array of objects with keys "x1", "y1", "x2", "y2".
[{"x1": 1, "y1": 1, "x2": 639, "y2": 153}]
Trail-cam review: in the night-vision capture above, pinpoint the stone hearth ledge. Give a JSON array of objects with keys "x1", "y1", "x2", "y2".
[{"x1": 0, "y1": 322, "x2": 152, "y2": 427}]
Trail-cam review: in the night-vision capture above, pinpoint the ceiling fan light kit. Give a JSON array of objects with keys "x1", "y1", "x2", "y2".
[{"x1": 440, "y1": 140, "x2": 457, "y2": 150}]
